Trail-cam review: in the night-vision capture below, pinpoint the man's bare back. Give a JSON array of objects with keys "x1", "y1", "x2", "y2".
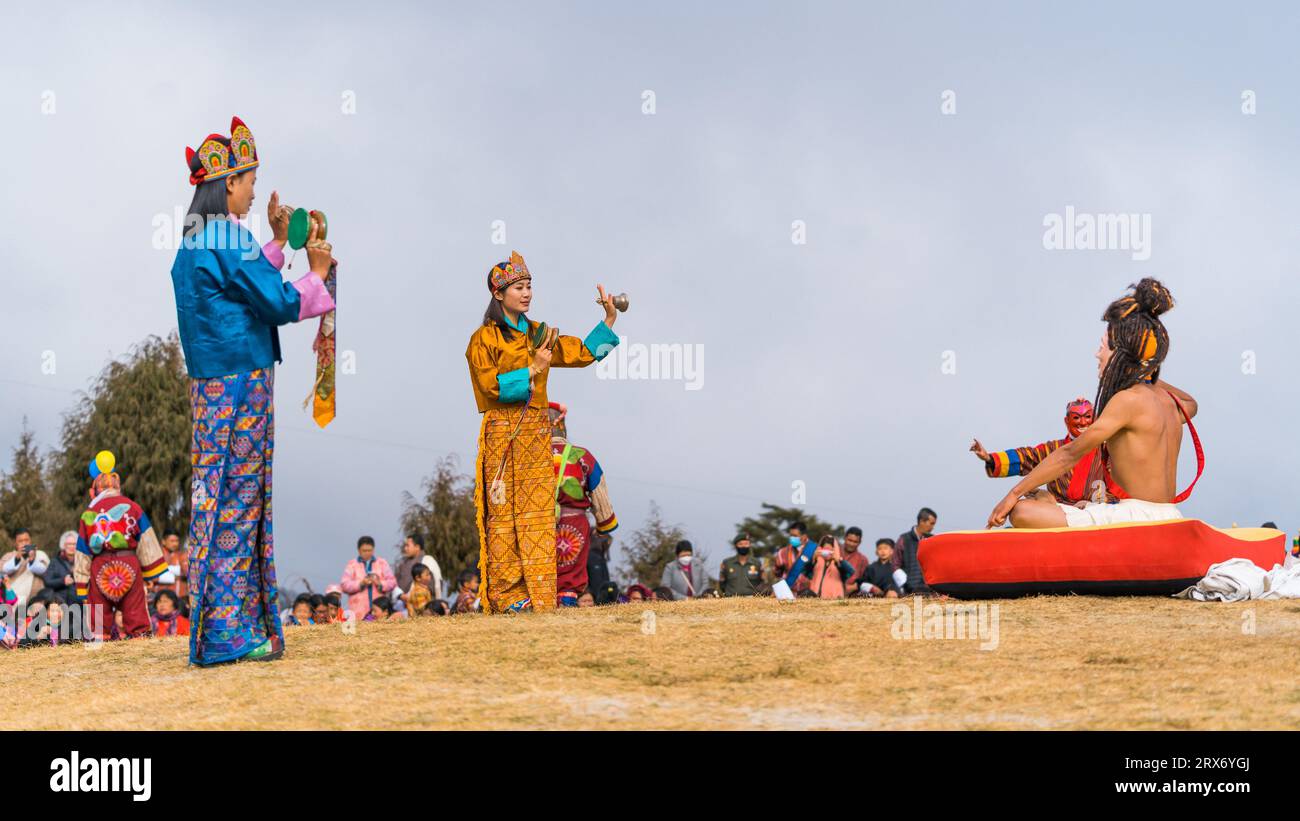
[{"x1": 1102, "y1": 380, "x2": 1197, "y2": 503}]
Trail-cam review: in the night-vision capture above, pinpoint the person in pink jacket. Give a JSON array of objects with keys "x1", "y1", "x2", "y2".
[{"x1": 340, "y1": 536, "x2": 396, "y2": 620}]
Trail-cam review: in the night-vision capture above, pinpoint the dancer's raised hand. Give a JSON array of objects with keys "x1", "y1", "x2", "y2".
[
  {"x1": 596, "y1": 284, "x2": 616, "y2": 327},
  {"x1": 970, "y1": 438, "x2": 990, "y2": 462},
  {"x1": 268, "y1": 190, "x2": 291, "y2": 244}
]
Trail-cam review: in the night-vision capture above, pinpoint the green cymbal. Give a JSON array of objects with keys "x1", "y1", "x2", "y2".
[
  {"x1": 530, "y1": 321, "x2": 548, "y2": 349},
  {"x1": 287, "y1": 208, "x2": 312, "y2": 250}
]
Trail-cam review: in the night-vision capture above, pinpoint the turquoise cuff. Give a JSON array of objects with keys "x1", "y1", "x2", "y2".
[
  {"x1": 583, "y1": 322, "x2": 620, "y2": 362},
  {"x1": 497, "y1": 367, "x2": 531, "y2": 404}
]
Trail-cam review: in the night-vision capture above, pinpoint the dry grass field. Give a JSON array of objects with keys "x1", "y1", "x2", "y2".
[{"x1": 5, "y1": 595, "x2": 1299, "y2": 730}]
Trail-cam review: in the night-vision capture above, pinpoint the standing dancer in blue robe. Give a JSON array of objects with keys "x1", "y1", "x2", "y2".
[{"x1": 170, "y1": 116, "x2": 336, "y2": 665}]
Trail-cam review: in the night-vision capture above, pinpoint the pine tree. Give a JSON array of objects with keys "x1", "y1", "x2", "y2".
[
  {"x1": 49, "y1": 333, "x2": 192, "y2": 540},
  {"x1": 615, "y1": 501, "x2": 688, "y2": 587},
  {"x1": 0, "y1": 418, "x2": 57, "y2": 550},
  {"x1": 733, "y1": 503, "x2": 844, "y2": 559},
  {"x1": 399, "y1": 455, "x2": 480, "y2": 583}
]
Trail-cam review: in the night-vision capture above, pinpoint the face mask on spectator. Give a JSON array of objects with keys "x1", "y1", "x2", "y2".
[
  {"x1": 818, "y1": 549, "x2": 833, "y2": 559},
  {"x1": 678, "y1": 555, "x2": 693, "y2": 566},
  {"x1": 735, "y1": 546, "x2": 750, "y2": 556},
  {"x1": 789, "y1": 536, "x2": 800, "y2": 547}
]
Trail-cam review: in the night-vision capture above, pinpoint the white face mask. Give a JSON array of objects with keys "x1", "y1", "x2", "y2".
[{"x1": 678, "y1": 555, "x2": 693, "y2": 566}]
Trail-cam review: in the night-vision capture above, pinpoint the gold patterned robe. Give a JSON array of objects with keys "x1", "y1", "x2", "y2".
[{"x1": 465, "y1": 315, "x2": 619, "y2": 613}]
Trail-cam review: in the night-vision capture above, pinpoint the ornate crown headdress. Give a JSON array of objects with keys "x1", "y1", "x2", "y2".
[
  {"x1": 488, "y1": 250, "x2": 531, "y2": 293},
  {"x1": 185, "y1": 116, "x2": 259, "y2": 185}
]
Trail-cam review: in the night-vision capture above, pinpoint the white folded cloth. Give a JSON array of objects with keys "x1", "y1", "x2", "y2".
[{"x1": 1176, "y1": 557, "x2": 1300, "y2": 602}]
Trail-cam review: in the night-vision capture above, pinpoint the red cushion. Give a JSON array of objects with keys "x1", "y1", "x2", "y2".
[{"x1": 918, "y1": 520, "x2": 1285, "y2": 598}]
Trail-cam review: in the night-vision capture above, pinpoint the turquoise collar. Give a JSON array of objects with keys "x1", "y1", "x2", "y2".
[{"x1": 503, "y1": 312, "x2": 528, "y2": 332}]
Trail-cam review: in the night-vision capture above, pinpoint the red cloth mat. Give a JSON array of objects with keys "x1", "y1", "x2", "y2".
[{"x1": 918, "y1": 520, "x2": 1285, "y2": 598}]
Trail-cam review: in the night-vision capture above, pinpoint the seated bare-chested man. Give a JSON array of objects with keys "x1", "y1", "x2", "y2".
[{"x1": 987, "y1": 277, "x2": 1198, "y2": 529}]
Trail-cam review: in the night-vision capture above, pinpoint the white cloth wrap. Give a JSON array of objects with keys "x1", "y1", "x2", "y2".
[{"x1": 1057, "y1": 498, "x2": 1183, "y2": 528}]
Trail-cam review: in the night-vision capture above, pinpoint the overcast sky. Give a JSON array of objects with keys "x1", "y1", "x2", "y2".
[{"x1": 2, "y1": 1, "x2": 1298, "y2": 591}]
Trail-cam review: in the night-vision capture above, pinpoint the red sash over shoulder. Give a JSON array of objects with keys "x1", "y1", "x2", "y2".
[
  {"x1": 1101, "y1": 391, "x2": 1203, "y2": 504},
  {"x1": 1065, "y1": 446, "x2": 1101, "y2": 503}
]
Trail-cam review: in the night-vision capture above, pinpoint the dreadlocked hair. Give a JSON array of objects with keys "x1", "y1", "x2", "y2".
[{"x1": 1094, "y1": 277, "x2": 1175, "y2": 416}]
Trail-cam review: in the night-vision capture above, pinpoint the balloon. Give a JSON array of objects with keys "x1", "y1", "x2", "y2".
[{"x1": 94, "y1": 450, "x2": 115, "y2": 475}]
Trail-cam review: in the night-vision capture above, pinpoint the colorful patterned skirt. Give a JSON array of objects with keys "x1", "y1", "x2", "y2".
[
  {"x1": 474, "y1": 405, "x2": 557, "y2": 613},
  {"x1": 556, "y1": 507, "x2": 592, "y2": 596},
  {"x1": 87, "y1": 551, "x2": 151, "y2": 639},
  {"x1": 187, "y1": 368, "x2": 285, "y2": 665}
]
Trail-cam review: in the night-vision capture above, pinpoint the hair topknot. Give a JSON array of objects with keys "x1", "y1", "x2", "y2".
[
  {"x1": 1131, "y1": 277, "x2": 1174, "y2": 317},
  {"x1": 1101, "y1": 277, "x2": 1174, "y2": 325},
  {"x1": 1094, "y1": 277, "x2": 1175, "y2": 416}
]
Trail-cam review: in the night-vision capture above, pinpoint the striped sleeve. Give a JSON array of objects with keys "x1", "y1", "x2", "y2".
[
  {"x1": 986, "y1": 449, "x2": 1021, "y2": 478},
  {"x1": 985, "y1": 440, "x2": 1061, "y2": 478},
  {"x1": 136, "y1": 527, "x2": 169, "y2": 579}
]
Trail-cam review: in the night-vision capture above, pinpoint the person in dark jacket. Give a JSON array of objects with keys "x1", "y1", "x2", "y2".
[
  {"x1": 587, "y1": 531, "x2": 613, "y2": 598},
  {"x1": 718, "y1": 535, "x2": 764, "y2": 596},
  {"x1": 856, "y1": 538, "x2": 902, "y2": 598},
  {"x1": 42, "y1": 531, "x2": 82, "y2": 605},
  {"x1": 893, "y1": 507, "x2": 936, "y2": 595}
]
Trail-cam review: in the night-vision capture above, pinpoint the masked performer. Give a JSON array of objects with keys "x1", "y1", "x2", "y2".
[
  {"x1": 466, "y1": 252, "x2": 621, "y2": 614},
  {"x1": 970, "y1": 397, "x2": 1111, "y2": 505},
  {"x1": 548, "y1": 402, "x2": 618, "y2": 606},
  {"x1": 74, "y1": 451, "x2": 169, "y2": 640},
  {"x1": 170, "y1": 116, "x2": 336, "y2": 664},
  {"x1": 988, "y1": 278, "x2": 1201, "y2": 528}
]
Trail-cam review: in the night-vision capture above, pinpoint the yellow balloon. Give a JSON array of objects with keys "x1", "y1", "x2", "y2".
[{"x1": 95, "y1": 450, "x2": 115, "y2": 475}]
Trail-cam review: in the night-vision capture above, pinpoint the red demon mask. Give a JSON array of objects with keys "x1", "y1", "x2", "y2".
[{"x1": 1065, "y1": 397, "x2": 1094, "y2": 440}]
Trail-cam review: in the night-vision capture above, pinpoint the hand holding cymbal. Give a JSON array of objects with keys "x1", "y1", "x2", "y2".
[
  {"x1": 288, "y1": 207, "x2": 328, "y2": 250},
  {"x1": 530, "y1": 327, "x2": 559, "y2": 378},
  {"x1": 305, "y1": 221, "x2": 333, "y2": 276}
]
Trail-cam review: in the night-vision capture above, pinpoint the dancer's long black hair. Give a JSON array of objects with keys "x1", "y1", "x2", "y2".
[{"x1": 1094, "y1": 277, "x2": 1176, "y2": 417}]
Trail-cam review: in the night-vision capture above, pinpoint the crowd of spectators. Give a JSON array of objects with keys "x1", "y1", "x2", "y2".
[
  {"x1": 0, "y1": 508, "x2": 947, "y2": 644},
  {"x1": 0, "y1": 526, "x2": 192, "y2": 645},
  {"x1": 23, "y1": 503, "x2": 1289, "y2": 643},
  {"x1": 661, "y1": 508, "x2": 940, "y2": 601}
]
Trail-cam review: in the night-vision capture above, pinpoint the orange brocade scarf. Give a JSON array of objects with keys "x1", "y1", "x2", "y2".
[{"x1": 304, "y1": 260, "x2": 337, "y2": 428}]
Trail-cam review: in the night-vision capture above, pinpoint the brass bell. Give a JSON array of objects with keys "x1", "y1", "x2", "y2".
[{"x1": 598, "y1": 292, "x2": 630, "y2": 312}]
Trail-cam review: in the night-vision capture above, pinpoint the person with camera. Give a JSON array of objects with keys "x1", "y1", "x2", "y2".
[
  {"x1": 340, "y1": 536, "x2": 396, "y2": 621},
  {"x1": 1, "y1": 528, "x2": 50, "y2": 609}
]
